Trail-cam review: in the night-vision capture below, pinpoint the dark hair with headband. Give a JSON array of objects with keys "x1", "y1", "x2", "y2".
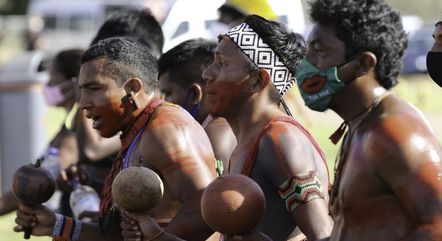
[{"x1": 242, "y1": 14, "x2": 307, "y2": 104}]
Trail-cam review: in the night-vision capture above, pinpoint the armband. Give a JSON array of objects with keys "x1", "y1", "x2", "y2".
[
  {"x1": 52, "y1": 213, "x2": 81, "y2": 241},
  {"x1": 278, "y1": 171, "x2": 325, "y2": 212}
]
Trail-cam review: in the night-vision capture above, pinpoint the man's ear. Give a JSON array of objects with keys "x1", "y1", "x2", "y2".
[
  {"x1": 189, "y1": 83, "x2": 203, "y2": 105},
  {"x1": 123, "y1": 78, "x2": 143, "y2": 95},
  {"x1": 251, "y1": 69, "x2": 271, "y2": 93},
  {"x1": 354, "y1": 51, "x2": 377, "y2": 77}
]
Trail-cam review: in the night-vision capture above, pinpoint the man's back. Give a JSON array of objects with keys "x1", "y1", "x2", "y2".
[{"x1": 330, "y1": 94, "x2": 442, "y2": 241}]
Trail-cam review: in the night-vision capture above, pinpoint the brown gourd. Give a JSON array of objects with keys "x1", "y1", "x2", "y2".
[
  {"x1": 112, "y1": 165, "x2": 164, "y2": 211},
  {"x1": 12, "y1": 158, "x2": 56, "y2": 239},
  {"x1": 201, "y1": 174, "x2": 266, "y2": 236}
]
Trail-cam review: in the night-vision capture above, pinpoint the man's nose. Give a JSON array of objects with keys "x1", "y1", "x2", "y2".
[
  {"x1": 78, "y1": 92, "x2": 91, "y2": 110},
  {"x1": 202, "y1": 67, "x2": 213, "y2": 85}
]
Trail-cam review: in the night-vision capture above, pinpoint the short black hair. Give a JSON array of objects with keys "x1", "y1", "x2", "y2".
[
  {"x1": 82, "y1": 37, "x2": 159, "y2": 92},
  {"x1": 90, "y1": 8, "x2": 164, "y2": 59},
  {"x1": 158, "y1": 38, "x2": 216, "y2": 87},
  {"x1": 309, "y1": 0, "x2": 408, "y2": 89},
  {"x1": 53, "y1": 48, "x2": 84, "y2": 79},
  {"x1": 243, "y1": 14, "x2": 307, "y2": 102}
]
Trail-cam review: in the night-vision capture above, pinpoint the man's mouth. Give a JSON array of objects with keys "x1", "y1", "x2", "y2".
[
  {"x1": 92, "y1": 117, "x2": 102, "y2": 129},
  {"x1": 86, "y1": 113, "x2": 102, "y2": 129}
]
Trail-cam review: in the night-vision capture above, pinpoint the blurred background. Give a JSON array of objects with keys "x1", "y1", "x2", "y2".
[{"x1": 0, "y1": 0, "x2": 441, "y2": 240}]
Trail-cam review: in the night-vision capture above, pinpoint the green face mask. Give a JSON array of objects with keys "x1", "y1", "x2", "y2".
[{"x1": 295, "y1": 59, "x2": 346, "y2": 112}]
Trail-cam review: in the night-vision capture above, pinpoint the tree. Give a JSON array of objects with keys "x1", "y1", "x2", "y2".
[{"x1": 0, "y1": 0, "x2": 30, "y2": 15}]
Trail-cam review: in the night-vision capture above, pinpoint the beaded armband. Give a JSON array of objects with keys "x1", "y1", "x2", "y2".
[
  {"x1": 278, "y1": 171, "x2": 325, "y2": 212},
  {"x1": 52, "y1": 213, "x2": 81, "y2": 241}
]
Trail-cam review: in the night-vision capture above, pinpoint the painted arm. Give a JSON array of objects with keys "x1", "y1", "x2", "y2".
[
  {"x1": 371, "y1": 114, "x2": 442, "y2": 241},
  {"x1": 260, "y1": 122, "x2": 333, "y2": 241},
  {"x1": 205, "y1": 117, "x2": 236, "y2": 174},
  {"x1": 14, "y1": 204, "x2": 108, "y2": 241},
  {"x1": 130, "y1": 117, "x2": 216, "y2": 241}
]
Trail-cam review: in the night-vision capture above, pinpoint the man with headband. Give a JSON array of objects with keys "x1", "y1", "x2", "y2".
[
  {"x1": 427, "y1": 20, "x2": 442, "y2": 87},
  {"x1": 115, "y1": 15, "x2": 333, "y2": 241},
  {"x1": 202, "y1": 15, "x2": 333, "y2": 241},
  {"x1": 297, "y1": 0, "x2": 442, "y2": 240}
]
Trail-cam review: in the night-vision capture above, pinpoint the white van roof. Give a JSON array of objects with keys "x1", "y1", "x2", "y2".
[{"x1": 161, "y1": 0, "x2": 307, "y2": 51}]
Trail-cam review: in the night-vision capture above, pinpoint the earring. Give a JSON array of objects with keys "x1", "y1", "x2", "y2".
[{"x1": 124, "y1": 91, "x2": 140, "y2": 109}]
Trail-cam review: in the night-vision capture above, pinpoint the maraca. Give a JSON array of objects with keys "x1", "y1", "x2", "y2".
[
  {"x1": 12, "y1": 158, "x2": 56, "y2": 239},
  {"x1": 112, "y1": 165, "x2": 164, "y2": 211},
  {"x1": 201, "y1": 174, "x2": 266, "y2": 236}
]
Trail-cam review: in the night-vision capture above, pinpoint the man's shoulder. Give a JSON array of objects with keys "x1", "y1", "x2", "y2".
[
  {"x1": 258, "y1": 116, "x2": 323, "y2": 160},
  {"x1": 363, "y1": 98, "x2": 439, "y2": 163},
  {"x1": 263, "y1": 116, "x2": 313, "y2": 141},
  {"x1": 150, "y1": 103, "x2": 196, "y2": 127},
  {"x1": 367, "y1": 98, "x2": 434, "y2": 145},
  {"x1": 205, "y1": 117, "x2": 231, "y2": 134}
]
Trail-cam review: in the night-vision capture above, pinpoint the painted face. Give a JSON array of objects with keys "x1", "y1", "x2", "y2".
[
  {"x1": 78, "y1": 59, "x2": 126, "y2": 138},
  {"x1": 158, "y1": 71, "x2": 189, "y2": 107},
  {"x1": 202, "y1": 37, "x2": 252, "y2": 118}
]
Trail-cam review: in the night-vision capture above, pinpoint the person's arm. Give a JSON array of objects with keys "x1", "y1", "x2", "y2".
[
  {"x1": 259, "y1": 122, "x2": 333, "y2": 241},
  {"x1": 121, "y1": 210, "x2": 185, "y2": 241},
  {"x1": 205, "y1": 117, "x2": 236, "y2": 173},
  {"x1": 370, "y1": 114, "x2": 442, "y2": 241},
  {"x1": 148, "y1": 121, "x2": 216, "y2": 241},
  {"x1": 431, "y1": 22, "x2": 442, "y2": 52},
  {"x1": 76, "y1": 110, "x2": 120, "y2": 162},
  {"x1": 14, "y1": 204, "x2": 108, "y2": 241}
]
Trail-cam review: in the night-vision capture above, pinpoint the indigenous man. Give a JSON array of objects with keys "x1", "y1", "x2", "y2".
[
  {"x1": 296, "y1": 0, "x2": 442, "y2": 240},
  {"x1": 14, "y1": 37, "x2": 217, "y2": 241},
  {"x1": 157, "y1": 38, "x2": 236, "y2": 171},
  {"x1": 202, "y1": 15, "x2": 333, "y2": 241}
]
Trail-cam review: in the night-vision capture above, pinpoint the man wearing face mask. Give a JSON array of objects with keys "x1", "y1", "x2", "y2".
[
  {"x1": 426, "y1": 21, "x2": 442, "y2": 87},
  {"x1": 296, "y1": 0, "x2": 442, "y2": 240}
]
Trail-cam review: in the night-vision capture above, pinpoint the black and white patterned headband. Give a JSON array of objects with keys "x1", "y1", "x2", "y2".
[{"x1": 226, "y1": 23, "x2": 295, "y2": 96}]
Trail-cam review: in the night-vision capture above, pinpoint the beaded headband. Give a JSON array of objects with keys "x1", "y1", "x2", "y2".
[{"x1": 226, "y1": 23, "x2": 295, "y2": 96}]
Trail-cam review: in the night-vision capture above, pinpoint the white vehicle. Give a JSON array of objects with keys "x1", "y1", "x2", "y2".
[{"x1": 162, "y1": 0, "x2": 307, "y2": 51}]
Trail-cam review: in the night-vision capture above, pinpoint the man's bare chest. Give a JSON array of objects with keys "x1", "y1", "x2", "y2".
[{"x1": 331, "y1": 144, "x2": 391, "y2": 214}]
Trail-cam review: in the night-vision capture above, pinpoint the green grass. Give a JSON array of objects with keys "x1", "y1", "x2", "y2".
[{"x1": 0, "y1": 212, "x2": 50, "y2": 241}]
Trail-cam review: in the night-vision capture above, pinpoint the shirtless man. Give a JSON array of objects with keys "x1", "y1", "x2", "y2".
[
  {"x1": 295, "y1": 0, "x2": 442, "y2": 240},
  {"x1": 14, "y1": 37, "x2": 217, "y2": 241},
  {"x1": 201, "y1": 15, "x2": 333, "y2": 241},
  {"x1": 158, "y1": 38, "x2": 236, "y2": 171},
  {"x1": 426, "y1": 21, "x2": 442, "y2": 87}
]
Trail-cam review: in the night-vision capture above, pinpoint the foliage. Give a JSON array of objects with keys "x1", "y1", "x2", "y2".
[{"x1": 0, "y1": 0, "x2": 30, "y2": 15}]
